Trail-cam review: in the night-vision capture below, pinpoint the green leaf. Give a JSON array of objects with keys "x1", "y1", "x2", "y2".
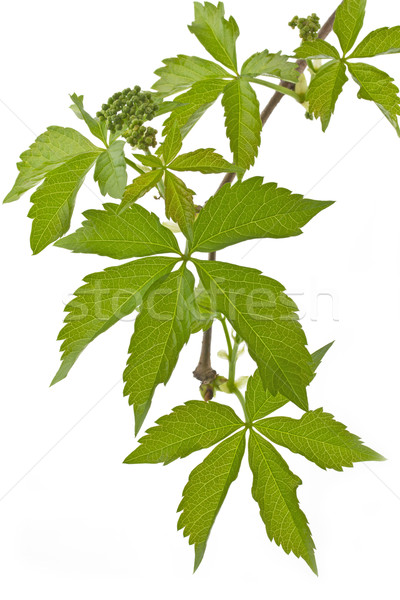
[
  {"x1": 190, "y1": 282, "x2": 217, "y2": 333},
  {"x1": 255, "y1": 408, "x2": 385, "y2": 472},
  {"x1": 307, "y1": 60, "x2": 348, "y2": 131},
  {"x1": 164, "y1": 171, "x2": 196, "y2": 240},
  {"x1": 194, "y1": 259, "x2": 313, "y2": 410},
  {"x1": 169, "y1": 148, "x2": 237, "y2": 174},
  {"x1": 178, "y1": 430, "x2": 246, "y2": 571},
  {"x1": 28, "y1": 151, "x2": 100, "y2": 254},
  {"x1": 333, "y1": 0, "x2": 366, "y2": 55},
  {"x1": 52, "y1": 256, "x2": 177, "y2": 385},
  {"x1": 4, "y1": 126, "x2": 100, "y2": 204},
  {"x1": 293, "y1": 40, "x2": 340, "y2": 60},
  {"x1": 161, "y1": 120, "x2": 182, "y2": 164},
  {"x1": 248, "y1": 430, "x2": 317, "y2": 574},
  {"x1": 55, "y1": 203, "x2": 180, "y2": 259},
  {"x1": 162, "y1": 79, "x2": 227, "y2": 138},
  {"x1": 350, "y1": 26, "x2": 400, "y2": 58},
  {"x1": 133, "y1": 153, "x2": 164, "y2": 169},
  {"x1": 188, "y1": 2, "x2": 240, "y2": 72},
  {"x1": 153, "y1": 54, "x2": 231, "y2": 97},
  {"x1": 222, "y1": 78, "x2": 262, "y2": 171},
  {"x1": 241, "y1": 50, "x2": 299, "y2": 82},
  {"x1": 124, "y1": 400, "x2": 243, "y2": 465},
  {"x1": 190, "y1": 177, "x2": 333, "y2": 253},
  {"x1": 94, "y1": 140, "x2": 127, "y2": 199},
  {"x1": 347, "y1": 62, "x2": 400, "y2": 134},
  {"x1": 245, "y1": 344, "x2": 332, "y2": 423},
  {"x1": 69, "y1": 93, "x2": 108, "y2": 145},
  {"x1": 124, "y1": 266, "x2": 195, "y2": 434},
  {"x1": 120, "y1": 170, "x2": 163, "y2": 210}
]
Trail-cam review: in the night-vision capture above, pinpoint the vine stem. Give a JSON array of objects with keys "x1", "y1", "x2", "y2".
[{"x1": 193, "y1": 8, "x2": 337, "y2": 387}]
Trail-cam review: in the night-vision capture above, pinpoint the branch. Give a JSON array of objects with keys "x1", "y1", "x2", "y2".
[{"x1": 193, "y1": 8, "x2": 337, "y2": 386}]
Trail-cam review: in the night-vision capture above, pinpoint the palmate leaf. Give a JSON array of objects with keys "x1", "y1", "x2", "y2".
[
  {"x1": 293, "y1": 40, "x2": 340, "y2": 60},
  {"x1": 348, "y1": 62, "x2": 400, "y2": 134},
  {"x1": 350, "y1": 26, "x2": 400, "y2": 58},
  {"x1": 188, "y1": 2, "x2": 240, "y2": 73},
  {"x1": 124, "y1": 400, "x2": 243, "y2": 465},
  {"x1": 162, "y1": 79, "x2": 227, "y2": 138},
  {"x1": 241, "y1": 50, "x2": 299, "y2": 82},
  {"x1": 178, "y1": 430, "x2": 246, "y2": 572},
  {"x1": 169, "y1": 148, "x2": 237, "y2": 174},
  {"x1": 153, "y1": 54, "x2": 231, "y2": 97},
  {"x1": 164, "y1": 171, "x2": 196, "y2": 239},
  {"x1": 69, "y1": 93, "x2": 108, "y2": 145},
  {"x1": 307, "y1": 60, "x2": 348, "y2": 131},
  {"x1": 194, "y1": 260, "x2": 314, "y2": 410},
  {"x1": 28, "y1": 151, "x2": 101, "y2": 254},
  {"x1": 222, "y1": 77, "x2": 262, "y2": 171},
  {"x1": 255, "y1": 408, "x2": 385, "y2": 471},
  {"x1": 248, "y1": 430, "x2": 317, "y2": 574},
  {"x1": 4, "y1": 126, "x2": 100, "y2": 203},
  {"x1": 190, "y1": 177, "x2": 333, "y2": 253},
  {"x1": 333, "y1": 0, "x2": 366, "y2": 55},
  {"x1": 55, "y1": 203, "x2": 180, "y2": 259},
  {"x1": 94, "y1": 140, "x2": 127, "y2": 199},
  {"x1": 52, "y1": 256, "x2": 177, "y2": 385},
  {"x1": 124, "y1": 265, "x2": 195, "y2": 434},
  {"x1": 120, "y1": 170, "x2": 163, "y2": 210}
]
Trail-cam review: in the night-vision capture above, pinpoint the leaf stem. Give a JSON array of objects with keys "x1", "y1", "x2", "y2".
[
  {"x1": 125, "y1": 157, "x2": 145, "y2": 175},
  {"x1": 246, "y1": 77, "x2": 301, "y2": 102}
]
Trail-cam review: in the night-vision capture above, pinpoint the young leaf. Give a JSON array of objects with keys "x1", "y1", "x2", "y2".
[
  {"x1": 194, "y1": 259, "x2": 314, "y2": 410},
  {"x1": 124, "y1": 266, "x2": 195, "y2": 434},
  {"x1": 124, "y1": 400, "x2": 244, "y2": 465},
  {"x1": 69, "y1": 93, "x2": 108, "y2": 145},
  {"x1": 307, "y1": 60, "x2": 348, "y2": 131},
  {"x1": 162, "y1": 79, "x2": 227, "y2": 138},
  {"x1": 188, "y1": 2, "x2": 240, "y2": 73},
  {"x1": 55, "y1": 203, "x2": 180, "y2": 259},
  {"x1": 52, "y1": 256, "x2": 177, "y2": 385},
  {"x1": 293, "y1": 40, "x2": 340, "y2": 60},
  {"x1": 153, "y1": 54, "x2": 231, "y2": 97},
  {"x1": 168, "y1": 148, "x2": 237, "y2": 174},
  {"x1": 350, "y1": 26, "x2": 400, "y2": 58},
  {"x1": 255, "y1": 408, "x2": 385, "y2": 471},
  {"x1": 178, "y1": 430, "x2": 246, "y2": 571},
  {"x1": 222, "y1": 78, "x2": 262, "y2": 171},
  {"x1": 120, "y1": 169, "x2": 163, "y2": 210},
  {"x1": 164, "y1": 171, "x2": 196, "y2": 239},
  {"x1": 190, "y1": 177, "x2": 333, "y2": 253},
  {"x1": 94, "y1": 140, "x2": 127, "y2": 199},
  {"x1": 241, "y1": 50, "x2": 299, "y2": 82},
  {"x1": 28, "y1": 151, "x2": 100, "y2": 254},
  {"x1": 4, "y1": 126, "x2": 100, "y2": 203},
  {"x1": 248, "y1": 430, "x2": 317, "y2": 574},
  {"x1": 160, "y1": 120, "x2": 183, "y2": 164},
  {"x1": 333, "y1": 0, "x2": 367, "y2": 55},
  {"x1": 347, "y1": 62, "x2": 400, "y2": 134}
]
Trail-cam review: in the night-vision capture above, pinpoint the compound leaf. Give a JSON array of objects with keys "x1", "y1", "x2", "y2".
[
  {"x1": 164, "y1": 171, "x2": 196, "y2": 240},
  {"x1": 255, "y1": 408, "x2": 385, "y2": 471},
  {"x1": 178, "y1": 430, "x2": 246, "y2": 571},
  {"x1": 28, "y1": 151, "x2": 100, "y2": 254},
  {"x1": 188, "y1": 2, "x2": 240, "y2": 72},
  {"x1": 194, "y1": 259, "x2": 313, "y2": 410},
  {"x1": 120, "y1": 169, "x2": 163, "y2": 210},
  {"x1": 190, "y1": 177, "x2": 333, "y2": 253},
  {"x1": 333, "y1": 0, "x2": 366, "y2": 55},
  {"x1": 4, "y1": 126, "x2": 100, "y2": 204},
  {"x1": 69, "y1": 93, "x2": 108, "y2": 145},
  {"x1": 52, "y1": 256, "x2": 177, "y2": 385},
  {"x1": 55, "y1": 202, "x2": 180, "y2": 258},
  {"x1": 169, "y1": 148, "x2": 237, "y2": 174},
  {"x1": 307, "y1": 60, "x2": 348, "y2": 131},
  {"x1": 350, "y1": 26, "x2": 400, "y2": 58},
  {"x1": 94, "y1": 140, "x2": 127, "y2": 199},
  {"x1": 248, "y1": 430, "x2": 317, "y2": 574},
  {"x1": 348, "y1": 62, "x2": 400, "y2": 134},
  {"x1": 293, "y1": 40, "x2": 340, "y2": 60},
  {"x1": 124, "y1": 400, "x2": 244, "y2": 465},
  {"x1": 241, "y1": 50, "x2": 299, "y2": 82},
  {"x1": 124, "y1": 266, "x2": 195, "y2": 434},
  {"x1": 222, "y1": 77, "x2": 261, "y2": 171}
]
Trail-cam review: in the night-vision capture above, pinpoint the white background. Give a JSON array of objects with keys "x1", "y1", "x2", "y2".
[{"x1": 1, "y1": 0, "x2": 399, "y2": 597}]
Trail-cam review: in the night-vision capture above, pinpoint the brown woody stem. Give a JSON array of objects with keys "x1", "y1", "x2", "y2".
[{"x1": 193, "y1": 9, "x2": 337, "y2": 385}]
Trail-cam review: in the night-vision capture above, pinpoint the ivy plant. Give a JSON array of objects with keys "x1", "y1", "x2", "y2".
[{"x1": 4, "y1": 0, "x2": 396, "y2": 574}]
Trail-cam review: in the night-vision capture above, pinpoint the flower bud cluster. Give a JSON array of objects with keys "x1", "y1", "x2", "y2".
[{"x1": 289, "y1": 13, "x2": 321, "y2": 41}]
